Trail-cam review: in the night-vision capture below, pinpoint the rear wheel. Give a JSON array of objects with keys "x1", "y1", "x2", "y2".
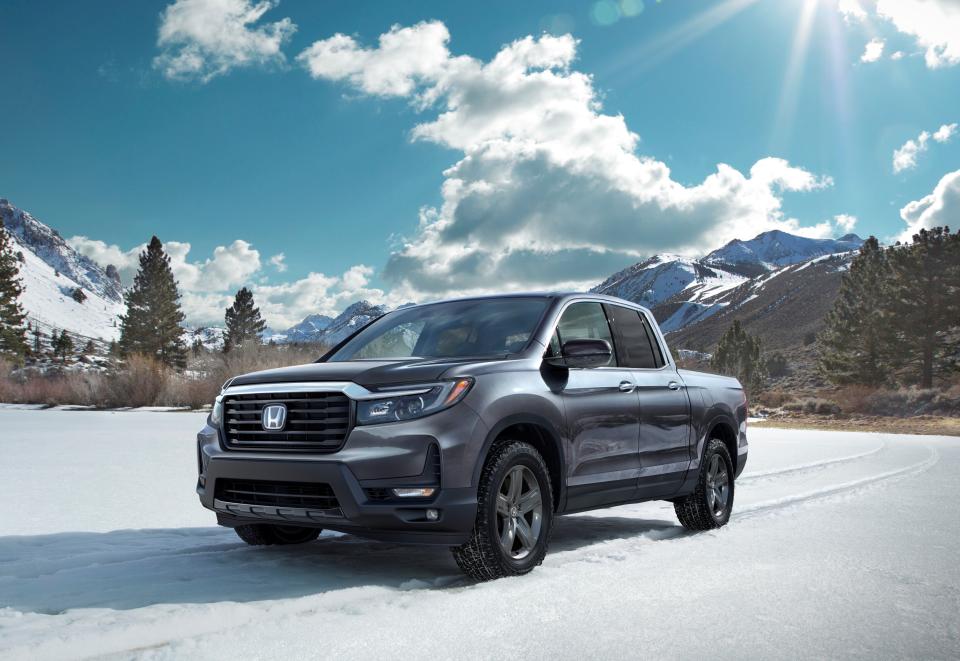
[
  {"x1": 234, "y1": 523, "x2": 321, "y2": 546},
  {"x1": 674, "y1": 438, "x2": 734, "y2": 531},
  {"x1": 452, "y1": 441, "x2": 553, "y2": 581}
]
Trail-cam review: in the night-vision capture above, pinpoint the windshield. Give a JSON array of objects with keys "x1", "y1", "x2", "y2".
[{"x1": 327, "y1": 297, "x2": 551, "y2": 361}]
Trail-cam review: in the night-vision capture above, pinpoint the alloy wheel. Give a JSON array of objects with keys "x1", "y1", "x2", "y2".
[
  {"x1": 496, "y1": 465, "x2": 543, "y2": 560},
  {"x1": 705, "y1": 454, "x2": 730, "y2": 518}
]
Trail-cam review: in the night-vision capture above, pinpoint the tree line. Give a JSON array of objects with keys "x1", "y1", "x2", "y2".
[
  {"x1": 0, "y1": 222, "x2": 269, "y2": 368},
  {"x1": 708, "y1": 226, "x2": 959, "y2": 394},
  {"x1": 818, "y1": 227, "x2": 959, "y2": 389}
]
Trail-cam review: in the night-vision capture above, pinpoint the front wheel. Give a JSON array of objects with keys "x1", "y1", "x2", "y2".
[
  {"x1": 674, "y1": 438, "x2": 734, "y2": 531},
  {"x1": 234, "y1": 523, "x2": 321, "y2": 546},
  {"x1": 452, "y1": 441, "x2": 554, "y2": 581}
]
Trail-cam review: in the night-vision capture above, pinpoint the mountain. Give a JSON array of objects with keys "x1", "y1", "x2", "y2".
[
  {"x1": 592, "y1": 230, "x2": 864, "y2": 335},
  {"x1": 1, "y1": 199, "x2": 123, "y2": 303},
  {"x1": 269, "y1": 302, "x2": 386, "y2": 346},
  {"x1": 1, "y1": 199, "x2": 124, "y2": 342},
  {"x1": 703, "y1": 230, "x2": 862, "y2": 273},
  {"x1": 275, "y1": 313, "x2": 334, "y2": 344}
]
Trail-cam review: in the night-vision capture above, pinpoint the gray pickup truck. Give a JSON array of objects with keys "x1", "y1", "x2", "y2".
[{"x1": 197, "y1": 293, "x2": 748, "y2": 580}]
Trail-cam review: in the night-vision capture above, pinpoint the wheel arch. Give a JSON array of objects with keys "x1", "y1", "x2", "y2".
[
  {"x1": 706, "y1": 416, "x2": 739, "y2": 475},
  {"x1": 473, "y1": 413, "x2": 566, "y2": 512}
]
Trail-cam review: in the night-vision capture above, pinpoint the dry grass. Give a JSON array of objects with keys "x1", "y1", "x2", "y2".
[
  {"x1": 751, "y1": 415, "x2": 960, "y2": 437},
  {"x1": 0, "y1": 344, "x2": 327, "y2": 409}
]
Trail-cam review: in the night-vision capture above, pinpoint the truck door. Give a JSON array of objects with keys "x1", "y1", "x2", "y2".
[
  {"x1": 549, "y1": 301, "x2": 643, "y2": 510},
  {"x1": 605, "y1": 305, "x2": 691, "y2": 498}
]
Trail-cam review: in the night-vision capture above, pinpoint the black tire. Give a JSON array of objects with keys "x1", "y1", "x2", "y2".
[
  {"x1": 674, "y1": 438, "x2": 735, "y2": 531},
  {"x1": 452, "y1": 441, "x2": 554, "y2": 581},
  {"x1": 234, "y1": 523, "x2": 321, "y2": 546}
]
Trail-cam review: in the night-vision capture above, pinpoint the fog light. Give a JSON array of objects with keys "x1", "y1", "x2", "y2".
[
  {"x1": 426, "y1": 509, "x2": 439, "y2": 521},
  {"x1": 391, "y1": 487, "x2": 436, "y2": 498}
]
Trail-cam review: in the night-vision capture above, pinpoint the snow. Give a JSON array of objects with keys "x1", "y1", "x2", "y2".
[
  {"x1": 1, "y1": 409, "x2": 958, "y2": 659},
  {"x1": 13, "y1": 234, "x2": 124, "y2": 341}
]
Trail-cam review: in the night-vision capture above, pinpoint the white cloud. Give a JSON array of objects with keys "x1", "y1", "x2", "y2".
[
  {"x1": 874, "y1": 0, "x2": 960, "y2": 69},
  {"x1": 299, "y1": 22, "x2": 835, "y2": 298},
  {"x1": 834, "y1": 214, "x2": 858, "y2": 233},
  {"x1": 891, "y1": 50, "x2": 906, "y2": 60},
  {"x1": 933, "y1": 122, "x2": 958, "y2": 142},
  {"x1": 67, "y1": 235, "x2": 382, "y2": 328},
  {"x1": 860, "y1": 38, "x2": 885, "y2": 63},
  {"x1": 893, "y1": 131, "x2": 931, "y2": 173},
  {"x1": 268, "y1": 252, "x2": 287, "y2": 272},
  {"x1": 153, "y1": 0, "x2": 296, "y2": 82},
  {"x1": 838, "y1": 0, "x2": 868, "y2": 22},
  {"x1": 898, "y1": 169, "x2": 960, "y2": 241},
  {"x1": 892, "y1": 122, "x2": 957, "y2": 172},
  {"x1": 252, "y1": 266, "x2": 386, "y2": 329}
]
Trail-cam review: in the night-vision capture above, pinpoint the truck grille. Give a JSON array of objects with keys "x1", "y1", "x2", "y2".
[
  {"x1": 222, "y1": 391, "x2": 352, "y2": 452},
  {"x1": 215, "y1": 478, "x2": 340, "y2": 511}
]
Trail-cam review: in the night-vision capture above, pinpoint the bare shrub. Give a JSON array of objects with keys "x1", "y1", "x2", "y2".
[
  {"x1": 833, "y1": 385, "x2": 880, "y2": 416},
  {"x1": 103, "y1": 354, "x2": 170, "y2": 408}
]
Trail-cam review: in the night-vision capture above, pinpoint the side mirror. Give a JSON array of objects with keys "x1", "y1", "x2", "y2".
[{"x1": 546, "y1": 339, "x2": 612, "y2": 369}]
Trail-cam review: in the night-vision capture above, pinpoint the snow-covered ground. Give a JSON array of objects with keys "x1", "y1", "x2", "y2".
[{"x1": 0, "y1": 410, "x2": 957, "y2": 659}]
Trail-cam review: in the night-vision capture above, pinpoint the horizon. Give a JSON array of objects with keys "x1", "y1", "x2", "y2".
[{"x1": 2, "y1": 0, "x2": 958, "y2": 328}]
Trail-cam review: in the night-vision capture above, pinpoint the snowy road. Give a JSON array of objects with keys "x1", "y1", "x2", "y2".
[{"x1": 0, "y1": 409, "x2": 958, "y2": 659}]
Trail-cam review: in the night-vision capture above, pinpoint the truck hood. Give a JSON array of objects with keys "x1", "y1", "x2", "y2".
[{"x1": 226, "y1": 358, "x2": 484, "y2": 390}]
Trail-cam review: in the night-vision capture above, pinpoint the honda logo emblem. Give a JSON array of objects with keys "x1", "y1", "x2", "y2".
[{"x1": 261, "y1": 404, "x2": 288, "y2": 431}]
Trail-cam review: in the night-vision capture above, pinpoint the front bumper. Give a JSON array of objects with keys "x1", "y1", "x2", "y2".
[{"x1": 196, "y1": 404, "x2": 488, "y2": 546}]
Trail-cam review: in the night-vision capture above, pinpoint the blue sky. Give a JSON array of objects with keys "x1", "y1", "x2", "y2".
[{"x1": 1, "y1": 0, "x2": 958, "y2": 327}]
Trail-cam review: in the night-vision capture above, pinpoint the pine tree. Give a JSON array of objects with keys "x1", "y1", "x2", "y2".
[
  {"x1": 223, "y1": 287, "x2": 266, "y2": 353},
  {"x1": 53, "y1": 330, "x2": 74, "y2": 363},
  {"x1": 711, "y1": 319, "x2": 767, "y2": 397},
  {"x1": 817, "y1": 237, "x2": 896, "y2": 385},
  {"x1": 885, "y1": 227, "x2": 960, "y2": 388},
  {"x1": 118, "y1": 236, "x2": 187, "y2": 368},
  {"x1": 71, "y1": 287, "x2": 87, "y2": 304},
  {"x1": 0, "y1": 217, "x2": 28, "y2": 361}
]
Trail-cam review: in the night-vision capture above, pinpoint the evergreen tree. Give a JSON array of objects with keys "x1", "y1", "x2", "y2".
[
  {"x1": 118, "y1": 236, "x2": 187, "y2": 368},
  {"x1": 71, "y1": 287, "x2": 87, "y2": 304},
  {"x1": 0, "y1": 217, "x2": 28, "y2": 361},
  {"x1": 223, "y1": 287, "x2": 266, "y2": 352},
  {"x1": 817, "y1": 237, "x2": 896, "y2": 385},
  {"x1": 711, "y1": 319, "x2": 767, "y2": 397},
  {"x1": 885, "y1": 227, "x2": 960, "y2": 388},
  {"x1": 53, "y1": 330, "x2": 74, "y2": 363},
  {"x1": 83, "y1": 339, "x2": 96, "y2": 355}
]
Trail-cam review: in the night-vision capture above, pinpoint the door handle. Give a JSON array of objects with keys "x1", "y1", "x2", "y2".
[
  {"x1": 619, "y1": 381, "x2": 636, "y2": 393},
  {"x1": 668, "y1": 381, "x2": 682, "y2": 390}
]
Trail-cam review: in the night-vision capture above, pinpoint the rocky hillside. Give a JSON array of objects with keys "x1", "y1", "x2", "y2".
[
  {"x1": 2, "y1": 199, "x2": 124, "y2": 341},
  {"x1": 268, "y1": 301, "x2": 386, "y2": 347}
]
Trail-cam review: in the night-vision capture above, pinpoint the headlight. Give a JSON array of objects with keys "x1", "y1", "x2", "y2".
[
  {"x1": 210, "y1": 396, "x2": 224, "y2": 426},
  {"x1": 356, "y1": 378, "x2": 473, "y2": 425}
]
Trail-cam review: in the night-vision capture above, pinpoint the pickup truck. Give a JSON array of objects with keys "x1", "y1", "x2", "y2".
[{"x1": 197, "y1": 293, "x2": 748, "y2": 580}]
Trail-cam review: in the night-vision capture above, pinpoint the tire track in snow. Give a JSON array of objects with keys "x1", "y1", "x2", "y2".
[
  {"x1": 738, "y1": 440, "x2": 886, "y2": 482},
  {"x1": 736, "y1": 444, "x2": 939, "y2": 518}
]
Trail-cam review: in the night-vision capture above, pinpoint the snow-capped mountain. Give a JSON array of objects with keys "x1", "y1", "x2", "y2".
[
  {"x1": 703, "y1": 230, "x2": 863, "y2": 272},
  {"x1": 2, "y1": 199, "x2": 124, "y2": 342},
  {"x1": 268, "y1": 302, "x2": 385, "y2": 346},
  {"x1": 592, "y1": 230, "x2": 863, "y2": 333},
  {"x1": 1, "y1": 199, "x2": 123, "y2": 303},
  {"x1": 273, "y1": 313, "x2": 334, "y2": 344}
]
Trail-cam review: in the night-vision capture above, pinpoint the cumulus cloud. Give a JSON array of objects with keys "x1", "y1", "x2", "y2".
[
  {"x1": 838, "y1": 0, "x2": 868, "y2": 22},
  {"x1": 860, "y1": 38, "x2": 885, "y2": 62},
  {"x1": 898, "y1": 169, "x2": 960, "y2": 241},
  {"x1": 299, "y1": 22, "x2": 835, "y2": 298},
  {"x1": 834, "y1": 214, "x2": 859, "y2": 233},
  {"x1": 892, "y1": 122, "x2": 957, "y2": 172},
  {"x1": 872, "y1": 0, "x2": 960, "y2": 69},
  {"x1": 67, "y1": 235, "x2": 382, "y2": 328},
  {"x1": 268, "y1": 252, "x2": 287, "y2": 272},
  {"x1": 153, "y1": 0, "x2": 296, "y2": 82}
]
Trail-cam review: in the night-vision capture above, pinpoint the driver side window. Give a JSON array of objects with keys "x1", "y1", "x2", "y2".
[{"x1": 551, "y1": 302, "x2": 616, "y2": 367}]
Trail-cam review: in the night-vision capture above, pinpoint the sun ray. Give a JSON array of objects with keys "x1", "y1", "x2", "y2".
[
  {"x1": 604, "y1": 0, "x2": 764, "y2": 77},
  {"x1": 770, "y1": 0, "x2": 820, "y2": 152}
]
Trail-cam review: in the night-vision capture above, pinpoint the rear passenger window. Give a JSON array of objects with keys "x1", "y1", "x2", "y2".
[
  {"x1": 607, "y1": 305, "x2": 663, "y2": 369},
  {"x1": 554, "y1": 302, "x2": 616, "y2": 367}
]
